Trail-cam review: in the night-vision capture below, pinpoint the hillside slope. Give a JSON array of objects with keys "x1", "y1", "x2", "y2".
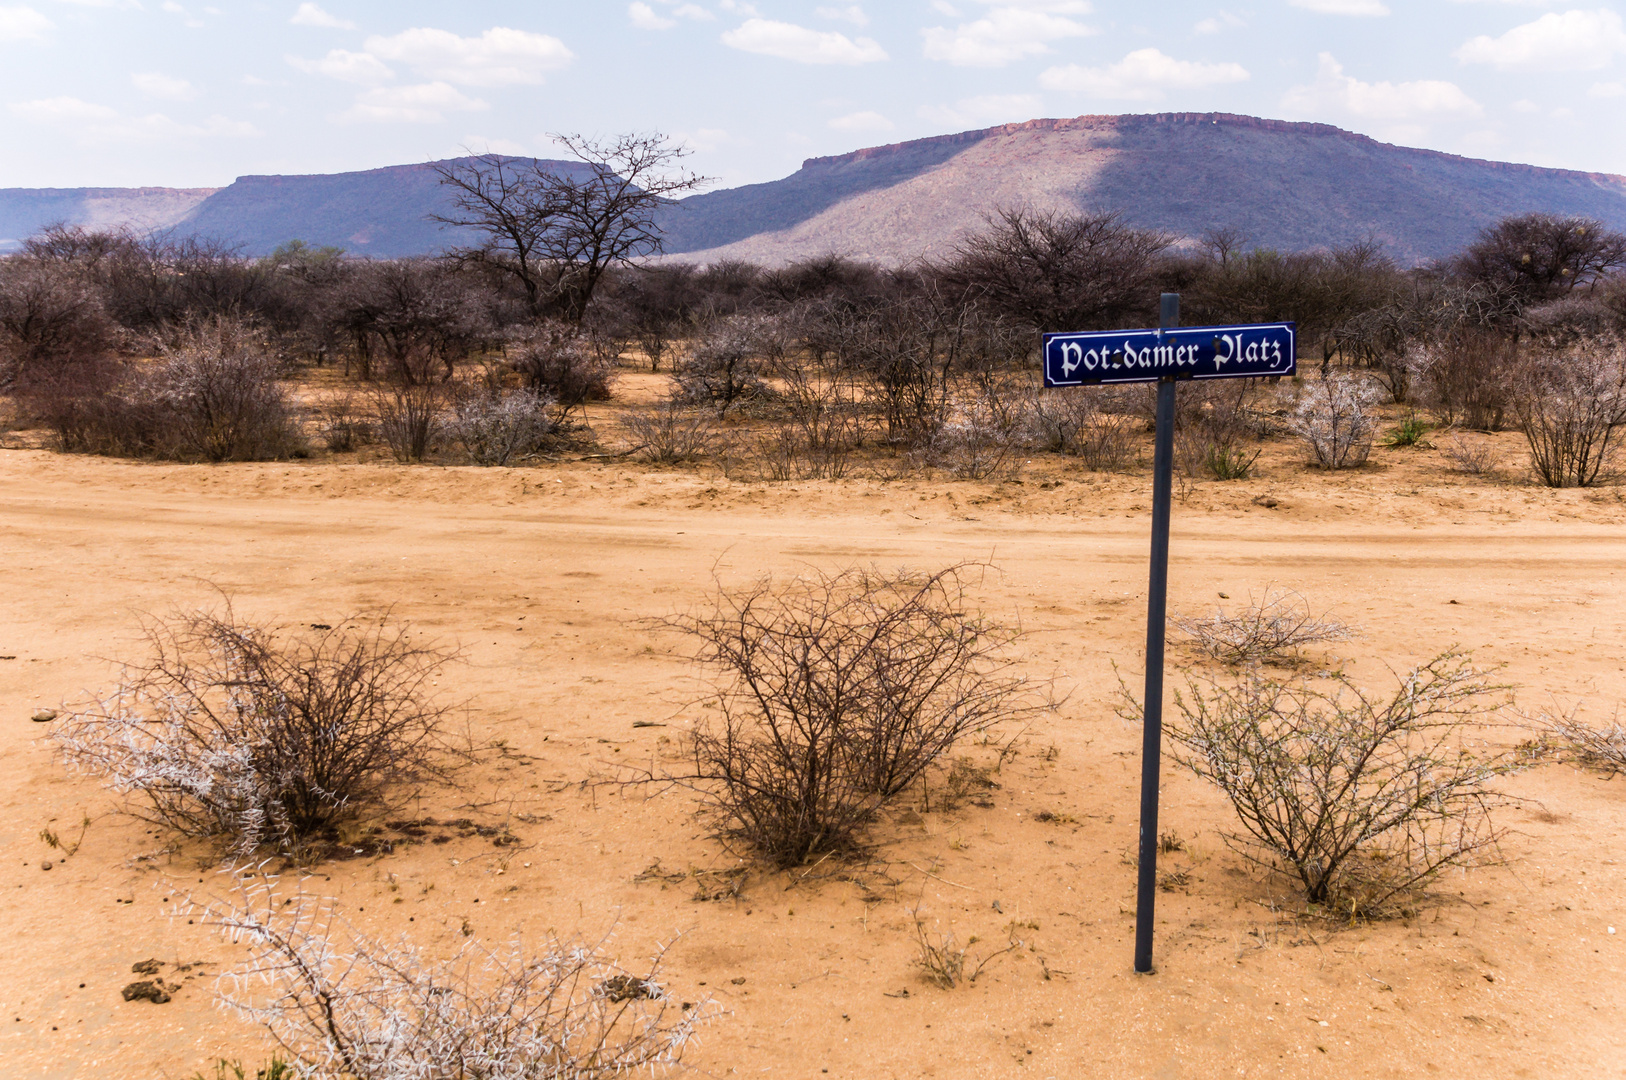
[
  {"x1": 6, "y1": 114, "x2": 1625, "y2": 264},
  {"x1": 0, "y1": 187, "x2": 216, "y2": 251},
  {"x1": 176, "y1": 158, "x2": 592, "y2": 258},
  {"x1": 657, "y1": 113, "x2": 1626, "y2": 266}
]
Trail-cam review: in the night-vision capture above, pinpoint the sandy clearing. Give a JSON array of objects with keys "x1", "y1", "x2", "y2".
[{"x1": 0, "y1": 446, "x2": 1622, "y2": 1079}]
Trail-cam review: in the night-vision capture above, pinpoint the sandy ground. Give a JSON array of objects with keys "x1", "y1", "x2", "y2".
[{"x1": 1, "y1": 435, "x2": 1623, "y2": 1080}]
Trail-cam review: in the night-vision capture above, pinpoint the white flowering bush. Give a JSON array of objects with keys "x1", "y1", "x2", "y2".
[
  {"x1": 1289, "y1": 373, "x2": 1380, "y2": 469},
  {"x1": 202, "y1": 886, "x2": 713, "y2": 1080},
  {"x1": 50, "y1": 606, "x2": 456, "y2": 856},
  {"x1": 447, "y1": 389, "x2": 556, "y2": 465}
]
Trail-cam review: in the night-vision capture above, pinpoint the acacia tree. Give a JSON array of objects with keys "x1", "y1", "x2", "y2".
[
  {"x1": 944, "y1": 207, "x2": 1172, "y2": 331},
  {"x1": 432, "y1": 133, "x2": 707, "y2": 324},
  {"x1": 1454, "y1": 212, "x2": 1626, "y2": 306}
]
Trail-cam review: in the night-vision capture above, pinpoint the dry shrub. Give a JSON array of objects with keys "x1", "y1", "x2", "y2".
[
  {"x1": 50, "y1": 606, "x2": 457, "y2": 857},
  {"x1": 1441, "y1": 431, "x2": 1498, "y2": 476},
  {"x1": 1289, "y1": 373, "x2": 1379, "y2": 469},
  {"x1": 1411, "y1": 329, "x2": 1517, "y2": 431},
  {"x1": 737, "y1": 422, "x2": 855, "y2": 482},
  {"x1": 620, "y1": 398, "x2": 716, "y2": 465},
  {"x1": 446, "y1": 389, "x2": 556, "y2": 466},
  {"x1": 674, "y1": 313, "x2": 784, "y2": 416},
  {"x1": 910, "y1": 911, "x2": 1019, "y2": 989},
  {"x1": 665, "y1": 566, "x2": 1035, "y2": 867},
  {"x1": 1170, "y1": 588, "x2": 1355, "y2": 665},
  {"x1": 1513, "y1": 345, "x2": 1626, "y2": 488},
  {"x1": 1140, "y1": 651, "x2": 1520, "y2": 917},
  {"x1": 926, "y1": 400, "x2": 1017, "y2": 480},
  {"x1": 374, "y1": 383, "x2": 443, "y2": 462},
  {"x1": 35, "y1": 318, "x2": 303, "y2": 461},
  {"x1": 316, "y1": 392, "x2": 373, "y2": 453},
  {"x1": 1026, "y1": 386, "x2": 1140, "y2": 469},
  {"x1": 0, "y1": 256, "x2": 116, "y2": 391},
  {"x1": 510, "y1": 322, "x2": 616, "y2": 416},
  {"x1": 155, "y1": 319, "x2": 304, "y2": 462},
  {"x1": 1526, "y1": 699, "x2": 1626, "y2": 776},
  {"x1": 200, "y1": 888, "x2": 710, "y2": 1080},
  {"x1": 1175, "y1": 380, "x2": 1262, "y2": 481}
]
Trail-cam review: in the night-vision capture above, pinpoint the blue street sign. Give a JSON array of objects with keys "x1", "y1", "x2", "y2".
[{"x1": 1042, "y1": 322, "x2": 1296, "y2": 387}]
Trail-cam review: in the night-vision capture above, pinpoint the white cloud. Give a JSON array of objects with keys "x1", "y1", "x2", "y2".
[
  {"x1": 1512, "y1": 97, "x2": 1541, "y2": 111},
  {"x1": 922, "y1": 3, "x2": 1093, "y2": 67},
  {"x1": 0, "y1": 5, "x2": 52, "y2": 39},
  {"x1": 1039, "y1": 47, "x2": 1248, "y2": 99},
  {"x1": 9, "y1": 95, "x2": 258, "y2": 141},
  {"x1": 340, "y1": 81, "x2": 488, "y2": 123},
  {"x1": 918, "y1": 92, "x2": 1042, "y2": 127},
  {"x1": 8, "y1": 95, "x2": 116, "y2": 121},
  {"x1": 1195, "y1": 12, "x2": 1244, "y2": 33},
  {"x1": 51, "y1": 1, "x2": 144, "y2": 8},
  {"x1": 1455, "y1": 8, "x2": 1626, "y2": 71},
  {"x1": 718, "y1": 0, "x2": 758, "y2": 14},
  {"x1": 672, "y1": 4, "x2": 714, "y2": 18},
  {"x1": 132, "y1": 71, "x2": 195, "y2": 99},
  {"x1": 290, "y1": 2, "x2": 354, "y2": 29},
  {"x1": 828, "y1": 109, "x2": 893, "y2": 131},
  {"x1": 629, "y1": 2, "x2": 674, "y2": 30},
  {"x1": 364, "y1": 27, "x2": 574, "y2": 86},
  {"x1": 721, "y1": 18, "x2": 887, "y2": 64},
  {"x1": 1288, "y1": 0, "x2": 1389, "y2": 15},
  {"x1": 288, "y1": 47, "x2": 393, "y2": 84},
  {"x1": 816, "y1": 4, "x2": 867, "y2": 25},
  {"x1": 1281, "y1": 53, "x2": 1482, "y2": 140},
  {"x1": 1588, "y1": 80, "x2": 1625, "y2": 96}
]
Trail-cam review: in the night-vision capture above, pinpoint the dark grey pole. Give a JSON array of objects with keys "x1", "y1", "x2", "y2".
[{"x1": 1134, "y1": 293, "x2": 1180, "y2": 974}]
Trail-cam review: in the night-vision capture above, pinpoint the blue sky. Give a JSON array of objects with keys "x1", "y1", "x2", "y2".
[{"x1": 1, "y1": 1, "x2": 1624, "y2": 189}]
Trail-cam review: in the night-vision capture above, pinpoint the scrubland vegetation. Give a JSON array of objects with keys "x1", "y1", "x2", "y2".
[{"x1": 7, "y1": 148, "x2": 1626, "y2": 1078}]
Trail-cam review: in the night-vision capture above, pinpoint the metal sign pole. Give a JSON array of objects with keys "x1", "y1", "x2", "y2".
[
  {"x1": 1038, "y1": 299, "x2": 1293, "y2": 973},
  {"x1": 1133, "y1": 292, "x2": 1179, "y2": 975}
]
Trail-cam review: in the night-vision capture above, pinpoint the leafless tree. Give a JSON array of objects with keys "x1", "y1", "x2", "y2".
[
  {"x1": 1454, "y1": 212, "x2": 1626, "y2": 306},
  {"x1": 433, "y1": 134, "x2": 709, "y2": 323},
  {"x1": 946, "y1": 207, "x2": 1172, "y2": 331}
]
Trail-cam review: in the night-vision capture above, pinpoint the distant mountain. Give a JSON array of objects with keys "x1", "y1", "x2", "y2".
[
  {"x1": 656, "y1": 113, "x2": 1626, "y2": 267},
  {"x1": 0, "y1": 186, "x2": 216, "y2": 251},
  {"x1": 176, "y1": 157, "x2": 591, "y2": 258},
  {"x1": 4, "y1": 114, "x2": 1626, "y2": 265}
]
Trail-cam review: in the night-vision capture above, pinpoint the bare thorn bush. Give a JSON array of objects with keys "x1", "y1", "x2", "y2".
[
  {"x1": 1441, "y1": 431, "x2": 1499, "y2": 476},
  {"x1": 910, "y1": 909, "x2": 1020, "y2": 989},
  {"x1": 1525, "y1": 699, "x2": 1626, "y2": 776},
  {"x1": 316, "y1": 392, "x2": 373, "y2": 453},
  {"x1": 447, "y1": 389, "x2": 556, "y2": 466},
  {"x1": 926, "y1": 401, "x2": 1017, "y2": 480},
  {"x1": 1289, "y1": 373, "x2": 1380, "y2": 469},
  {"x1": 663, "y1": 566, "x2": 1036, "y2": 868},
  {"x1": 198, "y1": 887, "x2": 711, "y2": 1080},
  {"x1": 619, "y1": 398, "x2": 716, "y2": 465},
  {"x1": 1513, "y1": 345, "x2": 1626, "y2": 488},
  {"x1": 373, "y1": 383, "x2": 443, "y2": 463},
  {"x1": 50, "y1": 606, "x2": 458, "y2": 857},
  {"x1": 1127, "y1": 651, "x2": 1520, "y2": 917},
  {"x1": 1170, "y1": 589, "x2": 1355, "y2": 665}
]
